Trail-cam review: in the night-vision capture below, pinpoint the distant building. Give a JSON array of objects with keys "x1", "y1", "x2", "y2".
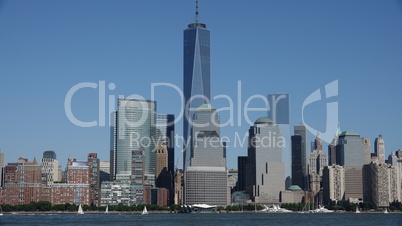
[
  {"x1": 41, "y1": 150, "x2": 59, "y2": 186},
  {"x1": 245, "y1": 117, "x2": 285, "y2": 203},
  {"x1": 100, "y1": 181, "x2": 143, "y2": 206},
  {"x1": 363, "y1": 162, "x2": 401, "y2": 209},
  {"x1": 293, "y1": 125, "x2": 308, "y2": 190},
  {"x1": 374, "y1": 135, "x2": 385, "y2": 163},
  {"x1": 328, "y1": 124, "x2": 342, "y2": 165},
  {"x1": 0, "y1": 149, "x2": 4, "y2": 168},
  {"x1": 183, "y1": 13, "x2": 211, "y2": 171},
  {"x1": 131, "y1": 150, "x2": 145, "y2": 185},
  {"x1": 336, "y1": 131, "x2": 368, "y2": 202},
  {"x1": 291, "y1": 135, "x2": 305, "y2": 190},
  {"x1": 143, "y1": 186, "x2": 169, "y2": 206},
  {"x1": 267, "y1": 93, "x2": 290, "y2": 125},
  {"x1": 323, "y1": 165, "x2": 345, "y2": 205},
  {"x1": 51, "y1": 183, "x2": 92, "y2": 206},
  {"x1": 174, "y1": 169, "x2": 183, "y2": 205},
  {"x1": 308, "y1": 133, "x2": 327, "y2": 195},
  {"x1": 3, "y1": 159, "x2": 43, "y2": 205},
  {"x1": 280, "y1": 185, "x2": 305, "y2": 203},
  {"x1": 184, "y1": 104, "x2": 228, "y2": 206},
  {"x1": 67, "y1": 161, "x2": 90, "y2": 184},
  {"x1": 236, "y1": 156, "x2": 247, "y2": 191},
  {"x1": 309, "y1": 133, "x2": 327, "y2": 176},
  {"x1": 87, "y1": 153, "x2": 100, "y2": 206},
  {"x1": 110, "y1": 98, "x2": 156, "y2": 185},
  {"x1": 99, "y1": 161, "x2": 110, "y2": 183},
  {"x1": 156, "y1": 114, "x2": 175, "y2": 205}
]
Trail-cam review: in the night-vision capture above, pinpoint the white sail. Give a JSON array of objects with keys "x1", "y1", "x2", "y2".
[
  {"x1": 0, "y1": 205, "x2": 3, "y2": 216},
  {"x1": 105, "y1": 205, "x2": 109, "y2": 214},
  {"x1": 141, "y1": 206, "x2": 148, "y2": 215},
  {"x1": 77, "y1": 204, "x2": 84, "y2": 215},
  {"x1": 355, "y1": 206, "x2": 361, "y2": 214}
]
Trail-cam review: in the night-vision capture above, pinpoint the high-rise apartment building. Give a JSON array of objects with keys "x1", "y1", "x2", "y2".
[
  {"x1": 363, "y1": 162, "x2": 401, "y2": 209},
  {"x1": 41, "y1": 150, "x2": 59, "y2": 186},
  {"x1": 3, "y1": 159, "x2": 43, "y2": 205},
  {"x1": 323, "y1": 164, "x2": 345, "y2": 205},
  {"x1": 183, "y1": 2, "x2": 211, "y2": 170},
  {"x1": 184, "y1": 104, "x2": 228, "y2": 206},
  {"x1": 245, "y1": 117, "x2": 285, "y2": 203},
  {"x1": 110, "y1": 98, "x2": 156, "y2": 184}
]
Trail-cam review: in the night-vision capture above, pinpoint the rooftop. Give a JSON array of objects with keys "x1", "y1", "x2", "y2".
[
  {"x1": 340, "y1": 131, "x2": 360, "y2": 136},
  {"x1": 254, "y1": 117, "x2": 274, "y2": 125}
]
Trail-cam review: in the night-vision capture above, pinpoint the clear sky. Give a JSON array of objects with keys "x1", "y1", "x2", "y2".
[{"x1": 0, "y1": 0, "x2": 401, "y2": 171}]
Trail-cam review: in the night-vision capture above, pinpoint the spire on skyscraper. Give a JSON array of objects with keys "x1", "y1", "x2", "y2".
[{"x1": 195, "y1": 0, "x2": 199, "y2": 23}]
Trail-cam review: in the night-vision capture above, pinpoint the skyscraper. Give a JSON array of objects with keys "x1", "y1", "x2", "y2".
[
  {"x1": 245, "y1": 117, "x2": 285, "y2": 203},
  {"x1": 336, "y1": 131, "x2": 369, "y2": 202},
  {"x1": 184, "y1": 104, "x2": 228, "y2": 206},
  {"x1": 183, "y1": 1, "x2": 211, "y2": 170},
  {"x1": 156, "y1": 114, "x2": 175, "y2": 174},
  {"x1": 308, "y1": 133, "x2": 327, "y2": 195},
  {"x1": 110, "y1": 98, "x2": 156, "y2": 184},
  {"x1": 292, "y1": 125, "x2": 307, "y2": 189},
  {"x1": 328, "y1": 124, "x2": 342, "y2": 165},
  {"x1": 267, "y1": 93, "x2": 290, "y2": 125},
  {"x1": 156, "y1": 114, "x2": 175, "y2": 205},
  {"x1": 374, "y1": 135, "x2": 385, "y2": 163}
]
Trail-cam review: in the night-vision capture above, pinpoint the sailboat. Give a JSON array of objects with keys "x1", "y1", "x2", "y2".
[
  {"x1": 105, "y1": 205, "x2": 109, "y2": 214},
  {"x1": 384, "y1": 208, "x2": 388, "y2": 214},
  {"x1": 141, "y1": 206, "x2": 148, "y2": 215},
  {"x1": 0, "y1": 205, "x2": 3, "y2": 216},
  {"x1": 355, "y1": 206, "x2": 361, "y2": 214},
  {"x1": 77, "y1": 204, "x2": 84, "y2": 215}
]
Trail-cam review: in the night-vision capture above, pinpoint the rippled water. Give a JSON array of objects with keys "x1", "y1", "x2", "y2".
[{"x1": 0, "y1": 212, "x2": 401, "y2": 225}]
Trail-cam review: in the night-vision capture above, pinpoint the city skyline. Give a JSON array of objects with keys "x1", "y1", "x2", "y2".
[{"x1": 0, "y1": 0, "x2": 401, "y2": 170}]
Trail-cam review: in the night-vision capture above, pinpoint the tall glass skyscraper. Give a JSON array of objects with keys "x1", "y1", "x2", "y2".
[
  {"x1": 183, "y1": 5, "x2": 211, "y2": 170},
  {"x1": 110, "y1": 98, "x2": 156, "y2": 185}
]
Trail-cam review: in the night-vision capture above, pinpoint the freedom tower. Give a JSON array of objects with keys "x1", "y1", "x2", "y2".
[{"x1": 183, "y1": 1, "x2": 211, "y2": 170}]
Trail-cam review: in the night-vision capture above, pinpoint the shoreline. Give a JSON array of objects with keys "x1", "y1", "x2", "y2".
[{"x1": 1, "y1": 210, "x2": 401, "y2": 215}]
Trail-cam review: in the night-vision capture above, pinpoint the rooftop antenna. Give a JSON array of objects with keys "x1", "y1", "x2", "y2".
[{"x1": 195, "y1": 0, "x2": 199, "y2": 23}]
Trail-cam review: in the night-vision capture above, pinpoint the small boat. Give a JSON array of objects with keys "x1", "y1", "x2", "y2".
[
  {"x1": 141, "y1": 206, "x2": 148, "y2": 215},
  {"x1": 105, "y1": 205, "x2": 109, "y2": 214},
  {"x1": 384, "y1": 208, "x2": 388, "y2": 214},
  {"x1": 0, "y1": 205, "x2": 3, "y2": 216},
  {"x1": 77, "y1": 204, "x2": 84, "y2": 215},
  {"x1": 355, "y1": 206, "x2": 361, "y2": 214}
]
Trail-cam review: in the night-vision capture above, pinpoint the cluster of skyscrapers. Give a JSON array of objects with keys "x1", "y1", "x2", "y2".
[{"x1": 0, "y1": 2, "x2": 401, "y2": 210}]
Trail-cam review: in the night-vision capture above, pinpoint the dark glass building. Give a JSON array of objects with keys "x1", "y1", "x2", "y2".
[
  {"x1": 291, "y1": 135, "x2": 305, "y2": 190},
  {"x1": 183, "y1": 16, "x2": 211, "y2": 170}
]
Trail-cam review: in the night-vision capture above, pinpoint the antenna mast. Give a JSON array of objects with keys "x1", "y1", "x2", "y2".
[{"x1": 195, "y1": 0, "x2": 199, "y2": 23}]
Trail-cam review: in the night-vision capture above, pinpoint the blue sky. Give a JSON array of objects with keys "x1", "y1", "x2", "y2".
[{"x1": 0, "y1": 0, "x2": 401, "y2": 170}]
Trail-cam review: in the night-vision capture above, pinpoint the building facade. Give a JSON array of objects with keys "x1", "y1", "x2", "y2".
[
  {"x1": 363, "y1": 162, "x2": 401, "y2": 209},
  {"x1": 245, "y1": 117, "x2": 285, "y2": 203},
  {"x1": 110, "y1": 98, "x2": 156, "y2": 184},
  {"x1": 336, "y1": 131, "x2": 368, "y2": 202},
  {"x1": 184, "y1": 104, "x2": 228, "y2": 206},
  {"x1": 183, "y1": 10, "x2": 211, "y2": 170},
  {"x1": 323, "y1": 165, "x2": 345, "y2": 205},
  {"x1": 100, "y1": 181, "x2": 143, "y2": 206},
  {"x1": 374, "y1": 135, "x2": 385, "y2": 163},
  {"x1": 293, "y1": 125, "x2": 307, "y2": 190}
]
